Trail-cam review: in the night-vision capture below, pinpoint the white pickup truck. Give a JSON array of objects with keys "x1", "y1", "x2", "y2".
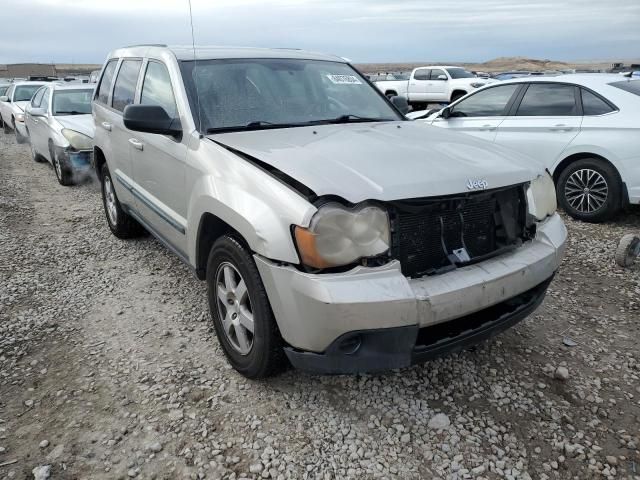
[{"x1": 374, "y1": 66, "x2": 493, "y2": 107}]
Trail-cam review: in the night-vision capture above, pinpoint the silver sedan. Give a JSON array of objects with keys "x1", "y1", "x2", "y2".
[{"x1": 24, "y1": 83, "x2": 95, "y2": 186}]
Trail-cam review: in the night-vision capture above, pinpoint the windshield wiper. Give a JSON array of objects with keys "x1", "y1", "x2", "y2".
[
  {"x1": 206, "y1": 120, "x2": 306, "y2": 134},
  {"x1": 313, "y1": 114, "x2": 394, "y2": 124},
  {"x1": 55, "y1": 110, "x2": 87, "y2": 115}
]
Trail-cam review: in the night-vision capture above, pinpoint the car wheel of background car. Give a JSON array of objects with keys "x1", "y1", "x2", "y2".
[
  {"x1": 450, "y1": 91, "x2": 466, "y2": 103},
  {"x1": 14, "y1": 122, "x2": 27, "y2": 144},
  {"x1": 3, "y1": 119, "x2": 10, "y2": 134},
  {"x1": 100, "y1": 163, "x2": 146, "y2": 238},
  {"x1": 385, "y1": 91, "x2": 397, "y2": 99},
  {"x1": 206, "y1": 235, "x2": 287, "y2": 379},
  {"x1": 556, "y1": 158, "x2": 621, "y2": 223}
]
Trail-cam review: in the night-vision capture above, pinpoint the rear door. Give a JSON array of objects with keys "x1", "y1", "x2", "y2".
[
  {"x1": 430, "y1": 83, "x2": 521, "y2": 142},
  {"x1": 408, "y1": 68, "x2": 430, "y2": 102},
  {"x1": 426, "y1": 68, "x2": 448, "y2": 101},
  {"x1": 129, "y1": 59, "x2": 188, "y2": 255},
  {"x1": 494, "y1": 82, "x2": 582, "y2": 166},
  {"x1": 35, "y1": 87, "x2": 52, "y2": 156},
  {"x1": 25, "y1": 86, "x2": 46, "y2": 151}
]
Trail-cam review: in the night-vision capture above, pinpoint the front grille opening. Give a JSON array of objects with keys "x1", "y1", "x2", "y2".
[
  {"x1": 389, "y1": 185, "x2": 531, "y2": 278},
  {"x1": 415, "y1": 278, "x2": 550, "y2": 349}
]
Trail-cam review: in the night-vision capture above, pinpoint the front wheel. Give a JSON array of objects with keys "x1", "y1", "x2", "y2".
[
  {"x1": 15, "y1": 122, "x2": 27, "y2": 144},
  {"x1": 3, "y1": 119, "x2": 10, "y2": 134},
  {"x1": 556, "y1": 158, "x2": 621, "y2": 223},
  {"x1": 207, "y1": 235, "x2": 287, "y2": 378},
  {"x1": 100, "y1": 163, "x2": 145, "y2": 238}
]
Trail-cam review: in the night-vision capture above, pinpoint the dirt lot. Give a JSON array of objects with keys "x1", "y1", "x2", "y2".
[{"x1": 1, "y1": 128, "x2": 639, "y2": 480}]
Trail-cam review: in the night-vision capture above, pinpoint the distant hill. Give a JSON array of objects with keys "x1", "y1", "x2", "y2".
[{"x1": 0, "y1": 63, "x2": 102, "y2": 79}]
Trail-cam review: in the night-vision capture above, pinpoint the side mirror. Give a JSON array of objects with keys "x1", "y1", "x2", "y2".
[
  {"x1": 437, "y1": 75, "x2": 448, "y2": 81},
  {"x1": 0, "y1": 95, "x2": 9, "y2": 102},
  {"x1": 30, "y1": 107, "x2": 46, "y2": 117},
  {"x1": 440, "y1": 106, "x2": 451, "y2": 119},
  {"x1": 390, "y1": 95, "x2": 410, "y2": 115},
  {"x1": 123, "y1": 104, "x2": 181, "y2": 137}
]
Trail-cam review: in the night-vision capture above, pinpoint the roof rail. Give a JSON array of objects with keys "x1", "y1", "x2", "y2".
[{"x1": 124, "y1": 44, "x2": 168, "y2": 48}]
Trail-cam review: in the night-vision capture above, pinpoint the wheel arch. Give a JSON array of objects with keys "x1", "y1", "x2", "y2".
[
  {"x1": 93, "y1": 146, "x2": 106, "y2": 181},
  {"x1": 450, "y1": 89, "x2": 468, "y2": 101},
  {"x1": 384, "y1": 90, "x2": 398, "y2": 97},
  {"x1": 195, "y1": 213, "x2": 244, "y2": 280}
]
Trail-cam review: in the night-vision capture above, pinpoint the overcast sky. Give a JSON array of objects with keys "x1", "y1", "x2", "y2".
[{"x1": 1, "y1": 0, "x2": 638, "y2": 65}]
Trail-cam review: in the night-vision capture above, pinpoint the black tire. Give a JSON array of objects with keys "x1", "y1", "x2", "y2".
[
  {"x1": 450, "y1": 91, "x2": 466, "y2": 103},
  {"x1": 206, "y1": 235, "x2": 287, "y2": 379},
  {"x1": 3, "y1": 119, "x2": 10, "y2": 134},
  {"x1": 556, "y1": 158, "x2": 621, "y2": 223},
  {"x1": 385, "y1": 91, "x2": 397, "y2": 99},
  {"x1": 50, "y1": 142, "x2": 73, "y2": 186},
  {"x1": 100, "y1": 163, "x2": 145, "y2": 238}
]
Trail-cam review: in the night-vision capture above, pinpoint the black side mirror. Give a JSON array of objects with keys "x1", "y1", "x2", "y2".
[
  {"x1": 390, "y1": 95, "x2": 410, "y2": 115},
  {"x1": 441, "y1": 106, "x2": 451, "y2": 119},
  {"x1": 123, "y1": 105, "x2": 181, "y2": 137}
]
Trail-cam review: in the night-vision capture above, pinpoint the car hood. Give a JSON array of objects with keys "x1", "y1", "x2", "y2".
[
  {"x1": 208, "y1": 122, "x2": 542, "y2": 203},
  {"x1": 13, "y1": 101, "x2": 29, "y2": 112},
  {"x1": 55, "y1": 114, "x2": 95, "y2": 138}
]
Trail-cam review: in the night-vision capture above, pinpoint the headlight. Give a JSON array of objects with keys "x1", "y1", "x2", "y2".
[
  {"x1": 61, "y1": 129, "x2": 92, "y2": 150},
  {"x1": 294, "y1": 203, "x2": 390, "y2": 268},
  {"x1": 470, "y1": 82, "x2": 485, "y2": 88},
  {"x1": 15, "y1": 113, "x2": 25, "y2": 122},
  {"x1": 527, "y1": 172, "x2": 557, "y2": 221}
]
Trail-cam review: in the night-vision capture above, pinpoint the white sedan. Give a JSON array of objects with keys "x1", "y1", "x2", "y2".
[
  {"x1": 0, "y1": 81, "x2": 46, "y2": 143},
  {"x1": 24, "y1": 83, "x2": 95, "y2": 186},
  {"x1": 410, "y1": 75, "x2": 640, "y2": 222}
]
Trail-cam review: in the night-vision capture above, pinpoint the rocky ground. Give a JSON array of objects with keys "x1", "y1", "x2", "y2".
[{"x1": 1, "y1": 128, "x2": 639, "y2": 480}]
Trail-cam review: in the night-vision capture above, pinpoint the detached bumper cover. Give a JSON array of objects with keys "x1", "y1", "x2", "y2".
[{"x1": 255, "y1": 213, "x2": 566, "y2": 373}]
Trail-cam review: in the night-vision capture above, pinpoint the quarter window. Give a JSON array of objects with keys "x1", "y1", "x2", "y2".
[
  {"x1": 31, "y1": 87, "x2": 46, "y2": 107},
  {"x1": 96, "y1": 59, "x2": 118, "y2": 105},
  {"x1": 413, "y1": 69, "x2": 430, "y2": 81},
  {"x1": 140, "y1": 61, "x2": 177, "y2": 118},
  {"x1": 112, "y1": 60, "x2": 142, "y2": 112},
  {"x1": 581, "y1": 89, "x2": 615, "y2": 115},
  {"x1": 450, "y1": 84, "x2": 519, "y2": 117},
  {"x1": 41, "y1": 89, "x2": 51, "y2": 113},
  {"x1": 517, "y1": 83, "x2": 578, "y2": 116}
]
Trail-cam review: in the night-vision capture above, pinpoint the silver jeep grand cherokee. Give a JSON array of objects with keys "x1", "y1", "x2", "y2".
[{"x1": 92, "y1": 45, "x2": 566, "y2": 378}]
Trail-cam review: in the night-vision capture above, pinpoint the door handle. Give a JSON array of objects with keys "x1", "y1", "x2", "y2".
[
  {"x1": 549, "y1": 124, "x2": 573, "y2": 132},
  {"x1": 101, "y1": 121, "x2": 112, "y2": 131},
  {"x1": 479, "y1": 124, "x2": 497, "y2": 131},
  {"x1": 128, "y1": 138, "x2": 144, "y2": 151}
]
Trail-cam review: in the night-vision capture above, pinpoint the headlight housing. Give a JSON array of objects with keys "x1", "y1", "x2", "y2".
[
  {"x1": 470, "y1": 82, "x2": 485, "y2": 88},
  {"x1": 294, "y1": 203, "x2": 390, "y2": 268},
  {"x1": 61, "y1": 128, "x2": 92, "y2": 150},
  {"x1": 527, "y1": 172, "x2": 557, "y2": 221},
  {"x1": 15, "y1": 113, "x2": 25, "y2": 122}
]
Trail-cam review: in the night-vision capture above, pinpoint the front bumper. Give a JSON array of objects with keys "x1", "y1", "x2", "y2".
[
  {"x1": 255, "y1": 213, "x2": 567, "y2": 373},
  {"x1": 54, "y1": 146, "x2": 93, "y2": 171}
]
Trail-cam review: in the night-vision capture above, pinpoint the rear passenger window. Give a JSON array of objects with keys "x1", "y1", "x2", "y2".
[
  {"x1": 413, "y1": 69, "x2": 430, "y2": 81},
  {"x1": 112, "y1": 60, "x2": 142, "y2": 112},
  {"x1": 96, "y1": 60, "x2": 118, "y2": 105},
  {"x1": 140, "y1": 61, "x2": 177, "y2": 118},
  {"x1": 517, "y1": 83, "x2": 578, "y2": 116},
  {"x1": 581, "y1": 89, "x2": 615, "y2": 115}
]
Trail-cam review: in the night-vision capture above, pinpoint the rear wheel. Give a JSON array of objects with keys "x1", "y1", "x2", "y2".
[
  {"x1": 556, "y1": 158, "x2": 621, "y2": 222},
  {"x1": 207, "y1": 235, "x2": 287, "y2": 378},
  {"x1": 100, "y1": 163, "x2": 145, "y2": 238}
]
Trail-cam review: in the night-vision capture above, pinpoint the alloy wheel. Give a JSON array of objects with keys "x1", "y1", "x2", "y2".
[
  {"x1": 564, "y1": 168, "x2": 608, "y2": 213},
  {"x1": 103, "y1": 176, "x2": 118, "y2": 225},
  {"x1": 215, "y1": 262, "x2": 255, "y2": 355}
]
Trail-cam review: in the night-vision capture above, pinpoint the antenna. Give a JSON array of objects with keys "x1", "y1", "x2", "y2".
[{"x1": 187, "y1": 0, "x2": 203, "y2": 136}]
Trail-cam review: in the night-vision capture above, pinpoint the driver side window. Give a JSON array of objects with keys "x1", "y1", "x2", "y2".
[
  {"x1": 41, "y1": 89, "x2": 51, "y2": 113},
  {"x1": 450, "y1": 84, "x2": 519, "y2": 117}
]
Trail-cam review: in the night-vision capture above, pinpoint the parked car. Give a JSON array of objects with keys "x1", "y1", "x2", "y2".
[
  {"x1": 0, "y1": 83, "x2": 10, "y2": 128},
  {"x1": 92, "y1": 45, "x2": 566, "y2": 378},
  {"x1": 24, "y1": 83, "x2": 95, "y2": 185},
  {"x1": 410, "y1": 75, "x2": 640, "y2": 222},
  {"x1": 374, "y1": 66, "x2": 493, "y2": 108},
  {"x1": 0, "y1": 81, "x2": 46, "y2": 142}
]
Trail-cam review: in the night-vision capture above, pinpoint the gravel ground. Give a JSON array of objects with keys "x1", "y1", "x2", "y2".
[{"x1": 1, "y1": 128, "x2": 639, "y2": 480}]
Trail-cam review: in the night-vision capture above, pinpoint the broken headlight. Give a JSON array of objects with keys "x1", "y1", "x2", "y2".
[
  {"x1": 527, "y1": 172, "x2": 557, "y2": 221},
  {"x1": 294, "y1": 203, "x2": 390, "y2": 268},
  {"x1": 61, "y1": 129, "x2": 92, "y2": 150},
  {"x1": 15, "y1": 113, "x2": 25, "y2": 122}
]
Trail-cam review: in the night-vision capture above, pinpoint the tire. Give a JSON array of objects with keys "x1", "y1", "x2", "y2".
[
  {"x1": 615, "y1": 234, "x2": 639, "y2": 268},
  {"x1": 385, "y1": 91, "x2": 397, "y2": 99},
  {"x1": 556, "y1": 158, "x2": 621, "y2": 223},
  {"x1": 50, "y1": 142, "x2": 73, "y2": 186},
  {"x1": 3, "y1": 119, "x2": 10, "y2": 134},
  {"x1": 15, "y1": 121, "x2": 27, "y2": 144},
  {"x1": 100, "y1": 163, "x2": 145, "y2": 238},
  {"x1": 206, "y1": 235, "x2": 287, "y2": 378}
]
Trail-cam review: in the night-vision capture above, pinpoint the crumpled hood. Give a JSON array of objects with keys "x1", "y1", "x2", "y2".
[
  {"x1": 55, "y1": 114, "x2": 95, "y2": 139},
  {"x1": 209, "y1": 121, "x2": 543, "y2": 203}
]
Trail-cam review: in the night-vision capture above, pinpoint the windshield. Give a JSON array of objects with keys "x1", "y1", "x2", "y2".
[
  {"x1": 14, "y1": 85, "x2": 42, "y2": 102},
  {"x1": 180, "y1": 58, "x2": 402, "y2": 133},
  {"x1": 446, "y1": 68, "x2": 476, "y2": 79},
  {"x1": 609, "y1": 80, "x2": 640, "y2": 97},
  {"x1": 53, "y1": 89, "x2": 93, "y2": 115}
]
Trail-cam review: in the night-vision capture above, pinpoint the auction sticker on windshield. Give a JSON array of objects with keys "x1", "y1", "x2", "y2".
[{"x1": 326, "y1": 74, "x2": 362, "y2": 85}]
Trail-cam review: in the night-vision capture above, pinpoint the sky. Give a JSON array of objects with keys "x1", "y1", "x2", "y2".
[{"x1": 1, "y1": 0, "x2": 638, "y2": 65}]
